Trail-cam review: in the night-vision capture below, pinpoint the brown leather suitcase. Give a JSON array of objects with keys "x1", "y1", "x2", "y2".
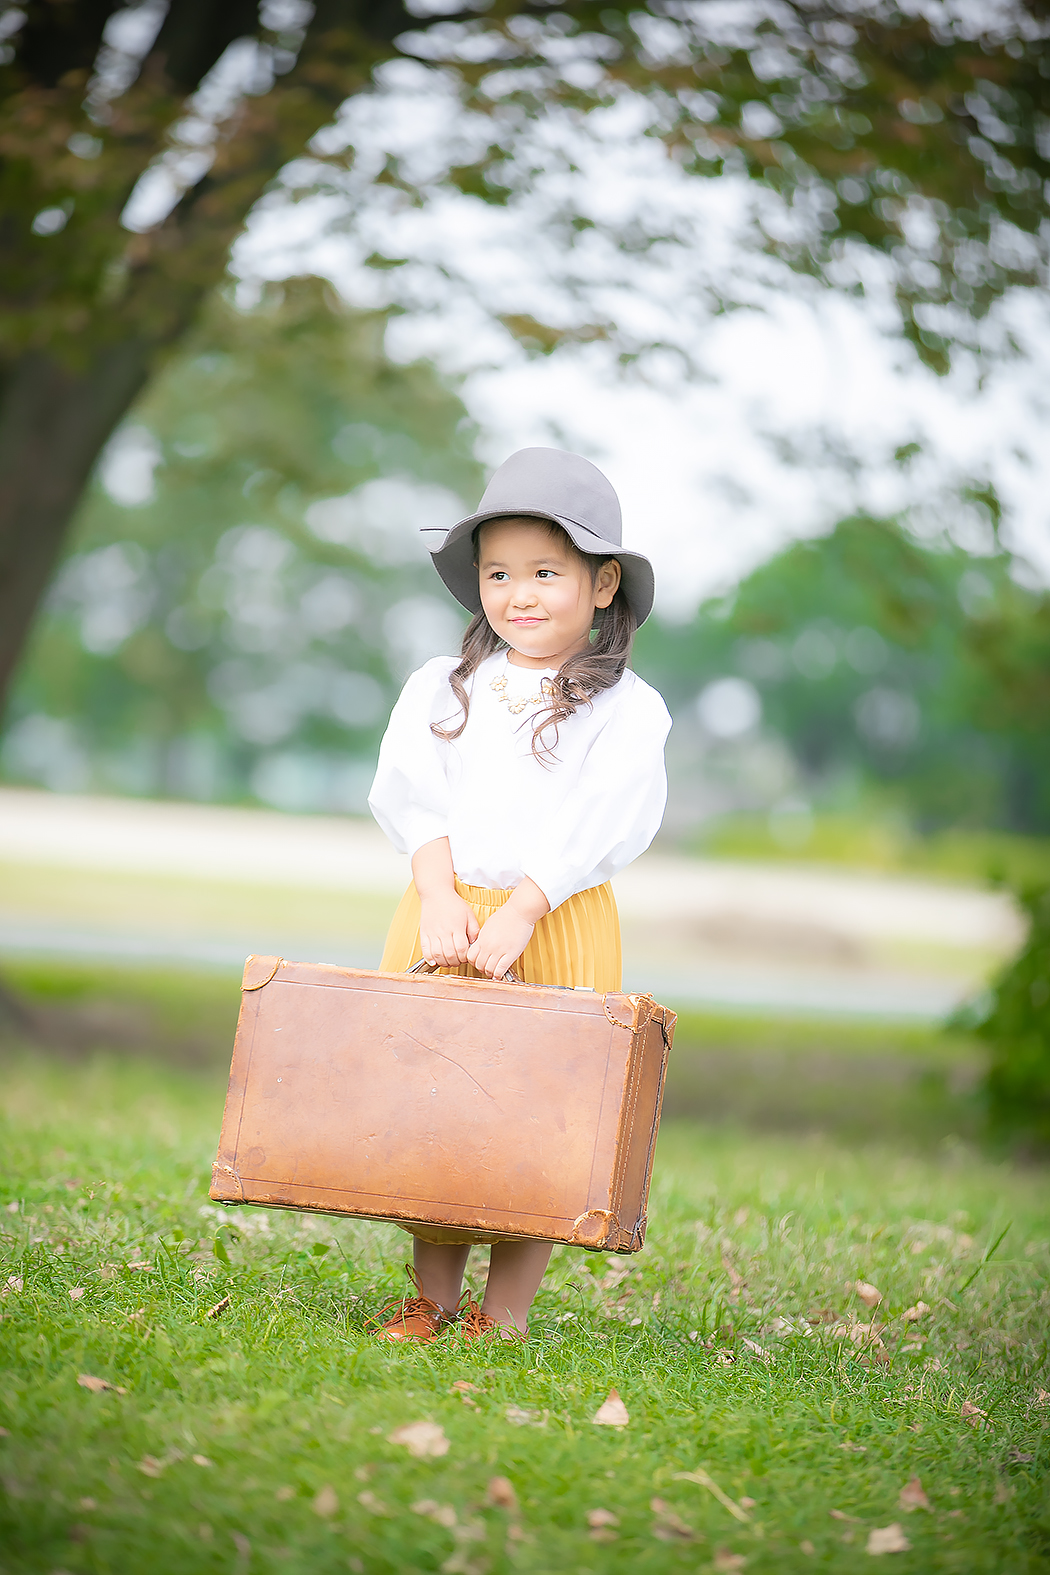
[{"x1": 210, "y1": 954, "x2": 675, "y2": 1253}]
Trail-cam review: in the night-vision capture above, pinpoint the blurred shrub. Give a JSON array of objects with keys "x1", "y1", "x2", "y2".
[
  {"x1": 975, "y1": 883, "x2": 1050, "y2": 1154},
  {"x1": 636, "y1": 514, "x2": 1050, "y2": 840},
  {"x1": 1, "y1": 279, "x2": 480, "y2": 811}
]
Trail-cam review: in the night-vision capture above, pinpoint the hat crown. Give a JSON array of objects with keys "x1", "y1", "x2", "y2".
[{"x1": 475, "y1": 447, "x2": 622, "y2": 549}]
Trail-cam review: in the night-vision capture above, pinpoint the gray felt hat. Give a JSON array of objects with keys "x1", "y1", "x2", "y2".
[{"x1": 421, "y1": 447, "x2": 655, "y2": 626}]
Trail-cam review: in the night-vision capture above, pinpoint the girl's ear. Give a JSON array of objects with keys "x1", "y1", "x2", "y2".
[{"x1": 593, "y1": 558, "x2": 622, "y2": 609}]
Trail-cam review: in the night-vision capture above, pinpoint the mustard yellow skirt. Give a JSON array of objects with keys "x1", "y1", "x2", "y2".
[
  {"x1": 380, "y1": 876, "x2": 622, "y2": 992},
  {"x1": 379, "y1": 876, "x2": 622, "y2": 1246}
]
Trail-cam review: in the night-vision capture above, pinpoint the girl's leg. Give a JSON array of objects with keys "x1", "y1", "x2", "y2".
[
  {"x1": 481, "y1": 1240, "x2": 553, "y2": 1331},
  {"x1": 412, "y1": 1238, "x2": 471, "y2": 1312}
]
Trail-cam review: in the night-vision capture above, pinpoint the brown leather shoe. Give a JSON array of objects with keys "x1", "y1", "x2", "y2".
[
  {"x1": 369, "y1": 1267, "x2": 452, "y2": 1344},
  {"x1": 454, "y1": 1293, "x2": 526, "y2": 1343}
]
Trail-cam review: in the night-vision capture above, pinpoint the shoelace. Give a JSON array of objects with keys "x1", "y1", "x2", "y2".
[
  {"x1": 454, "y1": 1292, "x2": 525, "y2": 1341},
  {"x1": 367, "y1": 1264, "x2": 450, "y2": 1330}
]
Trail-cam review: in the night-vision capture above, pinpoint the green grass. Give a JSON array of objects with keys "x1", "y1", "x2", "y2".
[
  {"x1": 1, "y1": 990, "x2": 1048, "y2": 1574},
  {"x1": 666, "y1": 1012, "x2": 986, "y2": 1150},
  {"x1": 687, "y1": 814, "x2": 1050, "y2": 887}
]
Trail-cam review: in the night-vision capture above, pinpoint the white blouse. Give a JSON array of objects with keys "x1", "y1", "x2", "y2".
[{"x1": 368, "y1": 651, "x2": 671, "y2": 912}]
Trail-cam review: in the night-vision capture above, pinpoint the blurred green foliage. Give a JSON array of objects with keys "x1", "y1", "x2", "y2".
[
  {"x1": 635, "y1": 514, "x2": 1050, "y2": 837},
  {"x1": 3, "y1": 282, "x2": 1048, "y2": 849},
  {"x1": 975, "y1": 882, "x2": 1050, "y2": 1154},
  {"x1": 2, "y1": 279, "x2": 478, "y2": 809}
]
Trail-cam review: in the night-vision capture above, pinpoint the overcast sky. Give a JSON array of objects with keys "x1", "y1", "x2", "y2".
[{"x1": 233, "y1": 60, "x2": 1050, "y2": 619}]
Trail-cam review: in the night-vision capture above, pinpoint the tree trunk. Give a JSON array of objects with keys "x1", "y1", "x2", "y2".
[
  {"x1": 0, "y1": 342, "x2": 153, "y2": 700},
  {"x1": 0, "y1": 2, "x2": 415, "y2": 725}
]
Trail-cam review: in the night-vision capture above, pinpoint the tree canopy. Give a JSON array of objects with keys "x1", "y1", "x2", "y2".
[{"x1": 2, "y1": 0, "x2": 1048, "y2": 718}]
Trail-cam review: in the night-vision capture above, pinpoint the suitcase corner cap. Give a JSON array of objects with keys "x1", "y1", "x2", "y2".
[
  {"x1": 242, "y1": 954, "x2": 282, "y2": 991},
  {"x1": 571, "y1": 1209, "x2": 615, "y2": 1249}
]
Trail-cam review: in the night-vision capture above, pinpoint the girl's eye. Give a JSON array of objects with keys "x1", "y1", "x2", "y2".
[
  {"x1": 536, "y1": 569, "x2": 555, "y2": 579},
  {"x1": 490, "y1": 571, "x2": 509, "y2": 581}
]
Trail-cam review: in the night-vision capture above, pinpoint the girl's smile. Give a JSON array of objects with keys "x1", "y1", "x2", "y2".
[{"x1": 477, "y1": 518, "x2": 620, "y2": 671}]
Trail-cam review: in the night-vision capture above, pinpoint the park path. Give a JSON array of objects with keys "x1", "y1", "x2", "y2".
[{"x1": 0, "y1": 787, "x2": 1022, "y2": 1020}]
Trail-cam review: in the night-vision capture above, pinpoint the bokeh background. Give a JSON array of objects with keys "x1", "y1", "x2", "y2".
[
  {"x1": 2, "y1": 0, "x2": 1048, "y2": 1148},
  {"x1": 3, "y1": 12, "x2": 1050, "y2": 1569}
]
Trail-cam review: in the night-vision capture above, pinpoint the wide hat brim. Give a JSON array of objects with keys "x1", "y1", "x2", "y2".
[{"x1": 422, "y1": 508, "x2": 655, "y2": 626}]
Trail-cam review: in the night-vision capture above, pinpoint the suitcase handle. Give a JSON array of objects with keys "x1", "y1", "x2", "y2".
[{"x1": 408, "y1": 958, "x2": 524, "y2": 985}]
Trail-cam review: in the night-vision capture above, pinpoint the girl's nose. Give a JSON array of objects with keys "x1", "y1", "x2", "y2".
[{"x1": 510, "y1": 582, "x2": 539, "y2": 607}]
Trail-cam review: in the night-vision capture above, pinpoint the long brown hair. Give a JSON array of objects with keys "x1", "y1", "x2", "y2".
[{"x1": 431, "y1": 523, "x2": 637, "y2": 761}]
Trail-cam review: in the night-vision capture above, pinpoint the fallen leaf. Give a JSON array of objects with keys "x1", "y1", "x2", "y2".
[
  {"x1": 993, "y1": 1482, "x2": 1013, "y2": 1505},
  {"x1": 855, "y1": 1281, "x2": 883, "y2": 1309},
  {"x1": 651, "y1": 1497, "x2": 697, "y2": 1542},
  {"x1": 946, "y1": 1509, "x2": 966, "y2": 1520},
  {"x1": 275, "y1": 1486, "x2": 295, "y2": 1502},
  {"x1": 960, "y1": 1401, "x2": 988, "y2": 1428},
  {"x1": 592, "y1": 1388, "x2": 629, "y2": 1428},
  {"x1": 714, "y1": 1350, "x2": 735, "y2": 1366},
  {"x1": 205, "y1": 1295, "x2": 231, "y2": 1320},
  {"x1": 487, "y1": 1477, "x2": 518, "y2": 1512},
  {"x1": 590, "y1": 1527, "x2": 619, "y2": 1544},
  {"x1": 806, "y1": 1308, "x2": 836, "y2": 1325},
  {"x1": 800, "y1": 1541, "x2": 815, "y2": 1556},
  {"x1": 711, "y1": 1550, "x2": 747, "y2": 1571},
  {"x1": 898, "y1": 1477, "x2": 931, "y2": 1513},
  {"x1": 232, "y1": 1532, "x2": 250, "y2": 1558},
  {"x1": 673, "y1": 1468, "x2": 750, "y2": 1523},
  {"x1": 389, "y1": 1420, "x2": 450, "y2": 1458},
  {"x1": 78, "y1": 1498, "x2": 97, "y2": 1511},
  {"x1": 849, "y1": 1323, "x2": 885, "y2": 1350},
  {"x1": 829, "y1": 1510, "x2": 862, "y2": 1523},
  {"x1": 587, "y1": 1508, "x2": 620, "y2": 1529},
  {"x1": 412, "y1": 1499, "x2": 457, "y2": 1528},
  {"x1": 354, "y1": 1465, "x2": 374, "y2": 1482},
  {"x1": 504, "y1": 1404, "x2": 543, "y2": 1426},
  {"x1": 722, "y1": 1259, "x2": 754, "y2": 1306},
  {"x1": 907, "y1": 1423, "x2": 923, "y2": 1434},
  {"x1": 741, "y1": 1337, "x2": 773, "y2": 1364},
  {"x1": 451, "y1": 1380, "x2": 481, "y2": 1394},
  {"x1": 5, "y1": 1275, "x2": 23, "y2": 1294},
  {"x1": 137, "y1": 1455, "x2": 165, "y2": 1478},
  {"x1": 68, "y1": 1287, "x2": 85, "y2": 1302},
  {"x1": 839, "y1": 1441, "x2": 867, "y2": 1454},
  {"x1": 902, "y1": 1302, "x2": 930, "y2": 1322},
  {"x1": 1034, "y1": 1389, "x2": 1050, "y2": 1407},
  {"x1": 1007, "y1": 1448, "x2": 1035, "y2": 1464},
  {"x1": 739, "y1": 1497, "x2": 757, "y2": 1511},
  {"x1": 357, "y1": 1490, "x2": 391, "y2": 1516},
  {"x1": 866, "y1": 1523, "x2": 911, "y2": 1555},
  {"x1": 77, "y1": 1374, "x2": 127, "y2": 1395},
  {"x1": 126, "y1": 1262, "x2": 152, "y2": 1272},
  {"x1": 192, "y1": 1455, "x2": 212, "y2": 1468},
  {"x1": 312, "y1": 1485, "x2": 338, "y2": 1518},
  {"x1": 924, "y1": 1357, "x2": 947, "y2": 1373}
]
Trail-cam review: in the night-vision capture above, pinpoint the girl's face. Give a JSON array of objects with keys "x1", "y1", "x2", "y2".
[{"x1": 477, "y1": 518, "x2": 621, "y2": 669}]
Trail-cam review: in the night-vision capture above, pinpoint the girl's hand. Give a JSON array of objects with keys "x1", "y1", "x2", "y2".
[
  {"x1": 466, "y1": 907, "x2": 536, "y2": 980},
  {"x1": 419, "y1": 892, "x2": 479, "y2": 968}
]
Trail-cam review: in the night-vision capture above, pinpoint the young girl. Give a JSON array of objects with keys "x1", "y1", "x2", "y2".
[{"x1": 367, "y1": 446, "x2": 671, "y2": 1342}]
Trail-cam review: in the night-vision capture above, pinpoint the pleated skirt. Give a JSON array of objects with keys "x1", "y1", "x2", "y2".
[
  {"x1": 378, "y1": 875, "x2": 622, "y2": 1246},
  {"x1": 379, "y1": 876, "x2": 622, "y2": 992}
]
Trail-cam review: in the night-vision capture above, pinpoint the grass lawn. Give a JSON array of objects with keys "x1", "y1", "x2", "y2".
[{"x1": 1, "y1": 967, "x2": 1048, "y2": 1574}]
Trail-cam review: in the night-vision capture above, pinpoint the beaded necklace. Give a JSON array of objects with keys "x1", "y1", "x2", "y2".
[{"x1": 489, "y1": 661, "x2": 555, "y2": 716}]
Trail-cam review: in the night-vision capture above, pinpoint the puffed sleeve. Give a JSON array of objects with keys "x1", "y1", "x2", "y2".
[
  {"x1": 368, "y1": 658, "x2": 457, "y2": 858},
  {"x1": 519, "y1": 676, "x2": 672, "y2": 911}
]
